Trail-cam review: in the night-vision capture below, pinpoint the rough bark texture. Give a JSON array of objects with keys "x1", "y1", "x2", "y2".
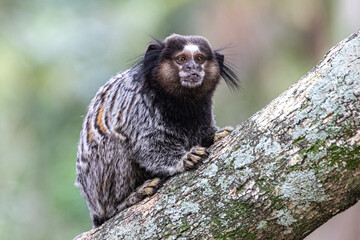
[{"x1": 74, "y1": 31, "x2": 360, "y2": 240}]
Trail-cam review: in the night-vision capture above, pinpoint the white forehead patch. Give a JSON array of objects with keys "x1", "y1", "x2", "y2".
[{"x1": 184, "y1": 44, "x2": 199, "y2": 54}]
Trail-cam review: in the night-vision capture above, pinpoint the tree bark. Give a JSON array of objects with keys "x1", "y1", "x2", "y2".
[{"x1": 74, "y1": 31, "x2": 360, "y2": 240}]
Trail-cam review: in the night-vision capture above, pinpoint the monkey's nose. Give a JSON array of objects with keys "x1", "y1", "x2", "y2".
[
  {"x1": 191, "y1": 72, "x2": 200, "y2": 77},
  {"x1": 185, "y1": 61, "x2": 198, "y2": 71}
]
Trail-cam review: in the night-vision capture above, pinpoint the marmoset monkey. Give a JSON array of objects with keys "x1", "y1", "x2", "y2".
[{"x1": 75, "y1": 34, "x2": 239, "y2": 228}]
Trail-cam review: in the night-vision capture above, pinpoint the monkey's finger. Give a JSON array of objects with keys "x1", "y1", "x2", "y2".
[
  {"x1": 138, "y1": 178, "x2": 161, "y2": 196},
  {"x1": 148, "y1": 178, "x2": 161, "y2": 187},
  {"x1": 143, "y1": 186, "x2": 157, "y2": 196},
  {"x1": 214, "y1": 126, "x2": 234, "y2": 142},
  {"x1": 214, "y1": 132, "x2": 228, "y2": 142},
  {"x1": 186, "y1": 153, "x2": 203, "y2": 163},
  {"x1": 190, "y1": 146, "x2": 209, "y2": 157},
  {"x1": 183, "y1": 159, "x2": 195, "y2": 170}
]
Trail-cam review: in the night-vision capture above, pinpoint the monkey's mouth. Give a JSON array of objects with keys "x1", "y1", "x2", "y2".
[{"x1": 180, "y1": 73, "x2": 203, "y2": 88}]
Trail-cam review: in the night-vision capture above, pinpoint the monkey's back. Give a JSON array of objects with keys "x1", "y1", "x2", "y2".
[{"x1": 75, "y1": 68, "x2": 152, "y2": 223}]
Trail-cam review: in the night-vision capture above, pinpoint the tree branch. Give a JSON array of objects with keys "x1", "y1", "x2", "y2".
[{"x1": 74, "y1": 31, "x2": 360, "y2": 240}]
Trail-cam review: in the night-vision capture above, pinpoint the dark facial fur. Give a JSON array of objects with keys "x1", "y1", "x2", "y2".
[
  {"x1": 76, "y1": 34, "x2": 239, "y2": 228},
  {"x1": 138, "y1": 34, "x2": 239, "y2": 99}
]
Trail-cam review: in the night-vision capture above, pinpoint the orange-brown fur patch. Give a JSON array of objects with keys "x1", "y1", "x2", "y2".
[
  {"x1": 118, "y1": 107, "x2": 125, "y2": 119},
  {"x1": 157, "y1": 60, "x2": 179, "y2": 92},
  {"x1": 88, "y1": 122, "x2": 94, "y2": 142},
  {"x1": 127, "y1": 96, "x2": 136, "y2": 114},
  {"x1": 96, "y1": 105, "x2": 106, "y2": 134}
]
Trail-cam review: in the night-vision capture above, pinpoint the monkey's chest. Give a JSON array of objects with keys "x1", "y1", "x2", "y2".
[
  {"x1": 153, "y1": 99, "x2": 214, "y2": 148},
  {"x1": 162, "y1": 120, "x2": 209, "y2": 150}
]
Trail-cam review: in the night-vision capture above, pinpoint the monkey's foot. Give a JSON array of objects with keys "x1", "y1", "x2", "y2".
[
  {"x1": 214, "y1": 126, "x2": 234, "y2": 142},
  {"x1": 181, "y1": 146, "x2": 209, "y2": 171},
  {"x1": 116, "y1": 178, "x2": 161, "y2": 213},
  {"x1": 137, "y1": 178, "x2": 162, "y2": 196}
]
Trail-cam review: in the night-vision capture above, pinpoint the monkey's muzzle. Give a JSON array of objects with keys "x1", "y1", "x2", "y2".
[{"x1": 179, "y1": 72, "x2": 204, "y2": 88}]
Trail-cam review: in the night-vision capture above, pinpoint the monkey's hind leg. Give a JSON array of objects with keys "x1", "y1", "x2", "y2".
[
  {"x1": 116, "y1": 178, "x2": 162, "y2": 212},
  {"x1": 214, "y1": 126, "x2": 234, "y2": 142}
]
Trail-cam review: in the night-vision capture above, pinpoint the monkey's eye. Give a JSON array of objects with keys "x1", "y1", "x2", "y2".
[
  {"x1": 176, "y1": 56, "x2": 186, "y2": 64},
  {"x1": 195, "y1": 55, "x2": 205, "y2": 64}
]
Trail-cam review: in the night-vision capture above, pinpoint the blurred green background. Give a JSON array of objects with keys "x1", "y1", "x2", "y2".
[{"x1": 0, "y1": 0, "x2": 359, "y2": 239}]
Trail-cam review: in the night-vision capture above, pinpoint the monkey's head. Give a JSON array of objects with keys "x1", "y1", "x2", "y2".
[{"x1": 139, "y1": 34, "x2": 239, "y2": 100}]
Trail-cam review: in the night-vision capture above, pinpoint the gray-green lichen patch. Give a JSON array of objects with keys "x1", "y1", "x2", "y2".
[
  {"x1": 216, "y1": 175, "x2": 236, "y2": 191},
  {"x1": 329, "y1": 36, "x2": 360, "y2": 98},
  {"x1": 230, "y1": 144, "x2": 255, "y2": 169},
  {"x1": 304, "y1": 129, "x2": 328, "y2": 142},
  {"x1": 203, "y1": 162, "x2": 219, "y2": 177},
  {"x1": 263, "y1": 162, "x2": 277, "y2": 176},
  {"x1": 307, "y1": 149, "x2": 327, "y2": 161},
  {"x1": 157, "y1": 194, "x2": 176, "y2": 211},
  {"x1": 142, "y1": 219, "x2": 158, "y2": 239},
  {"x1": 280, "y1": 170, "x2": 326, "y2": 207},
  {"x1": 257, "y1": 220, "x2": 268, "y2": 230},
  {"x1": 294, "y1": 109, "x2": 309, "y2": 124},
  {"x1": 180, "y1": 201, "x2": 200, "y2": 215},
  {"x1": 276, "y1": 209, "x2": 296, "y2": 227},
  {"x1": 238, "y1": 167, "x2": 255, "y2": 181},
  {"x1": 255, "y1": 136, "x2": 282, "y2": 156},
  {"x1": 196, "y1": 178, "x2": 213, "y2": 196},
  {"x1": 291, "y1": 36, "x2": 360, "y2": 145},
  {"x1": 291, "y1": 126, "x2": 309, "y2": 140},
  {"x1": 292, "y1": 125, "x2": 329, "y2": 143},
  {"x1": 109, "y1": 220, "x2": 141, "y2": 240},
  {"x1": 161, "y1": 198, "x2": 200, "y2": 228},
  {"x1": 216, "y1": 167, "x2": 255, "y2": 199}
]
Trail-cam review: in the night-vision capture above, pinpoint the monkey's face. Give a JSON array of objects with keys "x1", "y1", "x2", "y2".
[
  {"x1": 174, "y1": 44, "x2": 207, "y2": 88},
  {"x1": 147, "y1": 35, "x2": 220, "y2": 99},
  {"x1": 142, "y1": 34, "x2": 238, "y2": 99}
]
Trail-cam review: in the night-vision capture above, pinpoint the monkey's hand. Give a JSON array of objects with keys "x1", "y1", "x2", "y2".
[
  {"x1": 214, "y1": 126, "x2": 234, "y2": 142},
  {"x1": 181, "y1": 146, "x2": 209, "y2": 171}
]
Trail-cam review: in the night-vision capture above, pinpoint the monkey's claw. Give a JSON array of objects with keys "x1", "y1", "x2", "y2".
[
  {"x1": 138, "y1": 178, "x2": 161, "y2": 196},
  {"x1": 181, "y1": 146, "x2": 209, "y2": 171},
  {"x1": 214, "y1": 126, "x2": 234, "y2": 142}
]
